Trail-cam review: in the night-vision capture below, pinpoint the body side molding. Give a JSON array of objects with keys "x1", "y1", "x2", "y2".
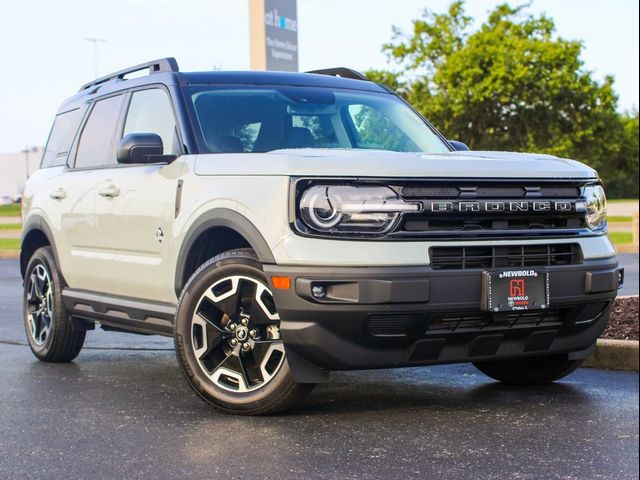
[{"x1": 62, "y1": 289, "x2": 176, "y2": 336}]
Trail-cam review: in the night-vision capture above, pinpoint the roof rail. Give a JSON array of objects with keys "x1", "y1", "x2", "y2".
[
  {"x1": 79, "y1": 57, "x2": 179, "y2": 92},
  {"x1": 306, "y1": 67, "x2": 368, "y2": 81}
]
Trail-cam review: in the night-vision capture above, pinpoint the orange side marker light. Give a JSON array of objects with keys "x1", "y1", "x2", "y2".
[{"x1": 271, "y1": 276, "x2": 291, "y2": 289}]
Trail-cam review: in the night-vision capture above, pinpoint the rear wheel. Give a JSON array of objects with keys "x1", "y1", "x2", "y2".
[
  {"x1": 473, "y1": 355, "x2": 583, "y2": 384},
  {"x1": 174, "y1": 249, "x2": 315, "y2": 415},
  {"x1": 23, "y1": 246, "x2": 85, "y2": 362}
]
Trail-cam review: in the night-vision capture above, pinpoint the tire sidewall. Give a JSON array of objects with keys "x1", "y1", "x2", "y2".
[
  {"x1": 23, "y1": 247, "x2": 65, "y2": 357},
  {"x1": 174, "y1": 253, "x2": 297, "y2": 412}
]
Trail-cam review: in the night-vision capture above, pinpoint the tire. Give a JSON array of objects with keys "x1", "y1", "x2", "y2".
[
  {"x1": 174, "y1": 248, "x2": 315, "y2": 415},
  {"x1": 473, "y1": 354, "x2": 583, "y2": 385},
  {"x1": 23, "y1": 246, "x2": 85, "y2": 362}
]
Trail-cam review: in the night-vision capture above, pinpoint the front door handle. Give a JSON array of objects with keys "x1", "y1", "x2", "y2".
[
  {"x1": 98, "y1": 185, "x2": 120, "y2": 198},
  {"x1": 49, "y1": 188, "x2": 66, "y2": 200}
]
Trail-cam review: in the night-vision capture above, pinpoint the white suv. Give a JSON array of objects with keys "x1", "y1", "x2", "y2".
[{"x1": 21, "y1": 58, "x2": 622, "y2": 414}]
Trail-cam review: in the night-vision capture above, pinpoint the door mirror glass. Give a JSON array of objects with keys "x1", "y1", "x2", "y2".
[
  {"x1": 449, "y1": 140, "x2": 470, "y2": 151},
  {"x1": 116, "y1": 133, "x2": 166, "y2": 164}
]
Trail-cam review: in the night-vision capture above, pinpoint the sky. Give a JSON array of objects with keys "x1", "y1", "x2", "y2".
[{"x1": 0, "y1": 0, "x2": 638, "y2": 152}]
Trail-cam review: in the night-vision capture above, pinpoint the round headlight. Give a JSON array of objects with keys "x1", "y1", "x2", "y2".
[
  {"x1": 304, "y1": 187, "x2": 343, "y2": 229},
  {"x1": 299, "y1": 185, "x2": 420, "y2": 235},
  {"x1": 584, "y1": 185, "x2": 607, "y2": 231}
]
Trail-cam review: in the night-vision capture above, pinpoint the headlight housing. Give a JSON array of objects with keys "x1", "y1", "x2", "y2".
[
  {"x1": 581, "y1": 185, "x2": 607, "y2": 231},
  {"x1": 298, "y1": 185, "x2": 420, "y2": 235}
]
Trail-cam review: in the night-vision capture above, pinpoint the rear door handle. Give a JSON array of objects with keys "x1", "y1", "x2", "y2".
[
  {"x1": 49, "y1": 188, "x2": 66, "y2": 200},
  {"x1": 98, "y1": 185, "x2": 120, "y2": 198}
]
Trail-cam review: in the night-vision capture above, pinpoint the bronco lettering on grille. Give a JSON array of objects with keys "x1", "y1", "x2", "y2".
[{"x1": 427, "y1": 200, "x2": 586, "y2": 213}]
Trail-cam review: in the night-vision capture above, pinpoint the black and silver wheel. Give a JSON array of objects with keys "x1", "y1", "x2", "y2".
[
  {"x1": 174, "y1": 249, "x2": 314, "y2": 415},
  {"x1": 26, "y1": 263, "x2": 54, "y2": 346},
  {"x1": 473, "y1": 354, "x2": 583, "y2": 385},
  {"x1": 23, "y1": 246, "x2": 85, "y2": 362}
]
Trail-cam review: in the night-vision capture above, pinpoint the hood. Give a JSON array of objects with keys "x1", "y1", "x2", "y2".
[{"x1": 194, "y1": 149, "x2": 598, "y2": 179}]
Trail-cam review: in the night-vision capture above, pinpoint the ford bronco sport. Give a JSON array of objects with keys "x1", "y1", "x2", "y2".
[{"x1": 21, "y1": 58, "x2": 623, "y2": 414}]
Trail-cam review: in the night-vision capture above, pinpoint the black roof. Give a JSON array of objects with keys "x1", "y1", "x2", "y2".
[
  {"x1": 61, "y1": 57, "x2": 388, "y2": 111},
  {"x1": 181, "y1": 70, "x2": 385, "y2": 92}
]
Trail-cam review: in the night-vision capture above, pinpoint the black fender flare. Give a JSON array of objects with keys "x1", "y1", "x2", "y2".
[
  {"x1": 20, "y1": 214, "x2": 63, "y2": 281},
  {"x1": 174, "y1": 208, "x2": 276, "y2": 297}
]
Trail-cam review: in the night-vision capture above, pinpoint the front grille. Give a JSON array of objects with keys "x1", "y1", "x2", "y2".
[
  {"x1": 400, "y1": 184, "x2": 581, "y2": 199},
  {"x1": 575, "y1": 301, "x2": 610, "y2": 324},
  {"x1": 392, "y1": 180, "x2": 590, "y2": 238},
  {"x1": 365, "y1": 303, "x2": 602, "y2": 339},
  {"x1": 426, "y1": 309, "x2": 563, "y2": 334},
  {"x1": 430, "y1": 244, "x2": 582, "y2": 270},
  {"x1": 367, "y1": 314, "x2": 413, "y2": 336},
  {"x1": 402, "y1": 215, "x2": 585, "y2": 232}
]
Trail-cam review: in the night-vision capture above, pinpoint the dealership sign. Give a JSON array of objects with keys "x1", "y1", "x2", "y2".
[{"x1": 250, "y1": 0, "x2": 299, "y2": 72}]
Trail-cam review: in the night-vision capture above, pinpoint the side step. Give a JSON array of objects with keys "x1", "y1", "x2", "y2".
[{"x1": 62, "y1": 289, "x2": 176, "y2": 337}]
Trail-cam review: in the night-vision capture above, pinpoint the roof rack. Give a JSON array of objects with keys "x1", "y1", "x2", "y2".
[
  {"x1": 79, "y1": 57, "x2": 179, "y2": 92},
  {"x1": 306, "y1": 67, "x2": 368, "y2": 81}
]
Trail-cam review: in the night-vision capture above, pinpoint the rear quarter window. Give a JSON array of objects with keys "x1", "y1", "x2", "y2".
[
  {"x1": 74, "y1": 95, "x2": 125, "y2": 168},
  {"x1": 41, "y1": 109, "x2": 82, "y2": 168}
]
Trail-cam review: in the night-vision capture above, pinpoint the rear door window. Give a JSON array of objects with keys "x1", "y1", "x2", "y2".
[
  {"x1": 41, "y1": 109, "x2": 82, "y2": 168},
  {"x1": 75, "y1": 95, "x2": 125, "y2": 169}
]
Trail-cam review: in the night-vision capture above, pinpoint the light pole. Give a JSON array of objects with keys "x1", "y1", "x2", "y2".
[
  {"x1": 85, "y1": 37, "x2": 106, "y2": 78},
  {"x1": 21, "y1": 146, "x2": 30, "y2": 180}
]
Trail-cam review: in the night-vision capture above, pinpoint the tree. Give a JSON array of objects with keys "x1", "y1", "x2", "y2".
[{"x1": 372, "y1": 1, "x2": 639, "y2": 197}]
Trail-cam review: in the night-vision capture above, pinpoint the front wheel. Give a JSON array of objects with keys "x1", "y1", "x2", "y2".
[
  {"x1": 473, "y1": 354, "x2": 583, "y2": 385},
  {"x1": 174, "y1": 249, "x2": 315, "y2": 415}
]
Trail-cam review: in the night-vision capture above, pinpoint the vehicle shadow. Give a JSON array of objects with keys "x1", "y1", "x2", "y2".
[
  {"x1": 291, "y1": 369, "x2": 592, "y2": 416},
  {"x1": 19, "y1": 348, "x2": 592, "y2": 418}
]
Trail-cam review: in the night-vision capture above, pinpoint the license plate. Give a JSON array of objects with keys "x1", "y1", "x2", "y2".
[{"x1": 481, "y1": 269, "x2": 549, "y2": 312}]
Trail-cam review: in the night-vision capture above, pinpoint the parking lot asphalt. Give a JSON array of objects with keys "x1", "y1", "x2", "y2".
[
  {"x1": 1, "y1": 259, "x2": 638, "y2": 479},
  {"x1": 618, "y1": 253, "x2": 639, "y2": 296}
]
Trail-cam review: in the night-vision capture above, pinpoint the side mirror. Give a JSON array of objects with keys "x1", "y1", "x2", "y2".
[
  {"x1": 117, "y1": 133, "x2": 166, "y2": 164},
  {"x1": 449, "y1": 140, "x2": 470, "y2": 151}
]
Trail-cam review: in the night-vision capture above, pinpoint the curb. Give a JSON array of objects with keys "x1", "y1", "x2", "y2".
[
  {"x1": 583, "y1": 339, "x2": 639, "y2": 372},
  {"x1": 0, "y1": 251, "x2": 19, "y2": 259}
]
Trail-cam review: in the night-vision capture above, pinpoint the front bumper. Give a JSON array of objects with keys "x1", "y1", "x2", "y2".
[{"x1": 264, "y1": 257, "x2": 622, "y2": 382}]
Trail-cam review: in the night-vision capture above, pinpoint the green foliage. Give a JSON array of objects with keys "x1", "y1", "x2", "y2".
[
  {"x1": 0, "y1": 239, "x2": 20, "y2": 251},
  {"x1": 608, "y1": 232, "x2": 633, "y2": 245},
  {"x1": 351, "y1": 105, "x2": 416, "y2": 151},
  {"x1": 364, "y1": 70, "x2": 408, "y2": 98},
  {"x1": 0, "y1": 223, "x2": 22, "y2": 230},
  {"x1": 374, "y1": 1, "x2": 639, "y2": 197},
  {"x1": 0, "y1": 204, "x2": 21, "y2": 216},
  {"x1": 606, "y1": 111, "x2": 639, "y2": 198}
]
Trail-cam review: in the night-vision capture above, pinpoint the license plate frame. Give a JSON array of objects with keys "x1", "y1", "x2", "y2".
[{"x1": 481, "y1": 269, "x2": 550, "y2": 313}]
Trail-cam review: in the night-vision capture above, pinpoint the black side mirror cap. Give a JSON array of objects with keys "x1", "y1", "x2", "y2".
[
  {"x1": 117, "y1": 133, "x2": 171, "y2": 164},
  {"x1": 449, "y1": 140, "x2": 470, "y2": 151}
]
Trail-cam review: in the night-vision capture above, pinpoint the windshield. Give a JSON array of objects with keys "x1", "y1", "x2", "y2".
[{"x1": 189, "y1": 86, "x2": 450, "y2": 154}]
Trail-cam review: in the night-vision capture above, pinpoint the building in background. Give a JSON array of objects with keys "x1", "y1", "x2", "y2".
[
  {"x1": 0, "y1": 147, "x2": 42, "y2": 200},
  {"x1": 249, "y1": 0, "x2": 298, "y2": 71}
]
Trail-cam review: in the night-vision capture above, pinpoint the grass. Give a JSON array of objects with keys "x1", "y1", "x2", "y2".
[
  {"x1": 0, "y1": 204, "x2": 21, "y2": 216},
  {"x1": 608, "y1": 231, "x2": 633, "y2": 245},
  {"x1": 0, "y1": 238, "x2": 20, "y2": 251},
  {"x1": 0, "y1": 223, "x2": 21, "y2": 230},
  {"x1": 608, "y1": 216, "x2": 633, "y2": 222},
  {"x1": 608, "y1": 198, "x2": 639, "y2": 204}
]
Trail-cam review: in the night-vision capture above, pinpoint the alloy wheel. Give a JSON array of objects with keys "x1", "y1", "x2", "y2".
[
  {"x1": 190, "y1": 275, "x2": 286, "y2": 392},
  {"x1": 26, "y1": 264, "x2": 54, "y2": 346}
]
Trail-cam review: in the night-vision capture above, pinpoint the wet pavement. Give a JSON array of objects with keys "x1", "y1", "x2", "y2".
[{"x1": 1, "y1": 259, "x2": 638, "y2": 479}]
